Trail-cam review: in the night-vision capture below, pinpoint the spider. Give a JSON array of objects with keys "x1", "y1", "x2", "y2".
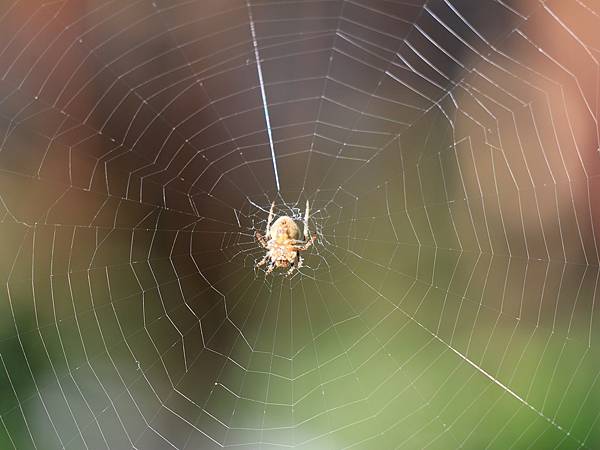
[{"x1": 255, "y1": 200, "x2": 317, "y2": 275}]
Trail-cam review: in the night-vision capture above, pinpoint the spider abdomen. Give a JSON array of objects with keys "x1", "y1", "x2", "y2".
[{"x1": 270, "y1": 216, "x2": 301, "y2": 243}]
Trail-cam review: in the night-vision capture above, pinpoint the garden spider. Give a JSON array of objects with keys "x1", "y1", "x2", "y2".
[{"x1": 255, "y1": 200, "x2": 317, "y2": 275}]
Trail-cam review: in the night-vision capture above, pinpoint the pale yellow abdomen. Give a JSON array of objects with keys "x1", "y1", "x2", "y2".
[{"x1": 271, "y1": 216, "x2": 301, "y2": 244}]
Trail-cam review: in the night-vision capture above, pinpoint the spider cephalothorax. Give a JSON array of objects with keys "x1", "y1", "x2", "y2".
[{"x1": 255, "y1": 201, "x2": 317, "y2": 275}]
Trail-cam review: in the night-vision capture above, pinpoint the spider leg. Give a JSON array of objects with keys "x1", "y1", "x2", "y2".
[
  {"x1": 290, "y1": 234, "x2": 317, "y2": 252},
  {"x1": 255, "y1": 231, "x2": 269, "y2": 248},
  {"x1": 266, "y1": 262, "x2": 275, "y2": 275},
  {"x1": 266, "y1": 201, "x2": 275, "y2": 237},
  {"x1": 288, "y1": 238, "x2": 314, "y2": 245},
  {"x1": 256, "y1": 254, "x2": 268, "y2": 267},
  {"x1": 286, "y1": 263, "x2": 296, "y2": 276},
  {"x1": 303, "y1": 199, "x2": 310, "y2": 240}
]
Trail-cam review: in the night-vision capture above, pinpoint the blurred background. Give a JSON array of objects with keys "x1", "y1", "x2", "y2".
[{"x1": 0, "y1": 0, "x2": 599, "y2": 448}]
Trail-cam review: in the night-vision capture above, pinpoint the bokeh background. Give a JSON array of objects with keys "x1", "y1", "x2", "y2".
[{"x1": 0, "y1": 0, "x2": 599, "y2": 449}]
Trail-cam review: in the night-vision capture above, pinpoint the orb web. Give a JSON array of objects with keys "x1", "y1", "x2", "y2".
[{"x1": 0, "y1": 0, "x2": 599, "y2": 449}]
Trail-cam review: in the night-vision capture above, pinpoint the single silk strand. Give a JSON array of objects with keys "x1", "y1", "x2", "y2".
[{"x1": 247, "y1": 1, "x2": 281, "y2": 191}]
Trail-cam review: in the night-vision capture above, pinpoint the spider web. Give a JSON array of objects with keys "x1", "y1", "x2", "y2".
[{"x1": 0, "y1": 0, "x2": 599, "y2": 448}]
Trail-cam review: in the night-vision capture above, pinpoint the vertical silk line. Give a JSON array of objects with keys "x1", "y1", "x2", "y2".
[{"x1": 247, "y1": 1, "x2": 281, "y2": 191}]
